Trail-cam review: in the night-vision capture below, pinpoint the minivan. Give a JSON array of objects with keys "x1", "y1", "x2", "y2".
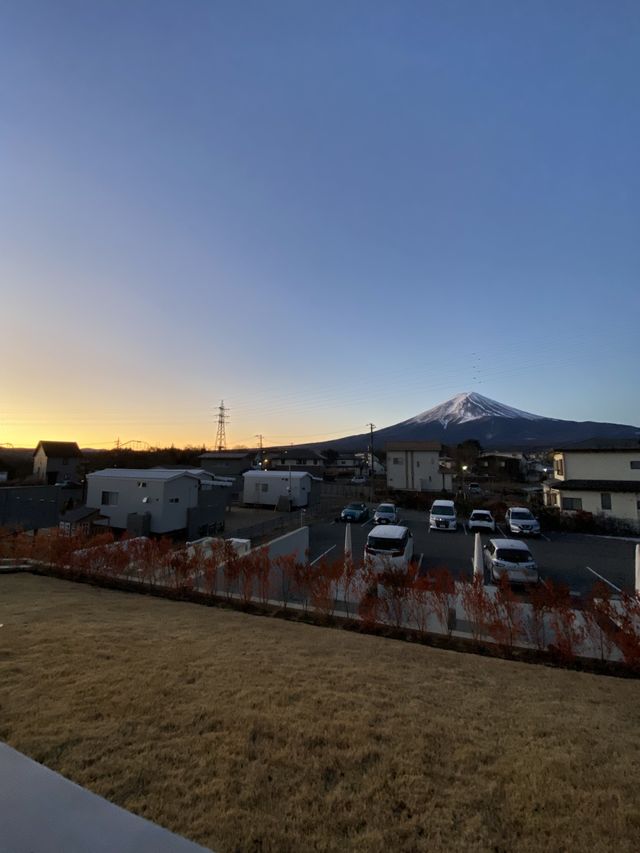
[
  {"x1": 429, "y1": 499, "x2": 457, "y2": 531},
  {"x1": 365, "y1": 524, "x2": 413, "y2": 572}
]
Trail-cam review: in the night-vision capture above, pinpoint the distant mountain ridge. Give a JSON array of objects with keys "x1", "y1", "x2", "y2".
[{"x1": 312, "y1": 392, "x2": 640, "y2": 452}]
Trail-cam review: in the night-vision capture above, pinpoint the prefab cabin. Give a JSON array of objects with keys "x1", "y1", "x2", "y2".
[{"x1": 243, "y1": 470, "x2": 313, "y2": 509}]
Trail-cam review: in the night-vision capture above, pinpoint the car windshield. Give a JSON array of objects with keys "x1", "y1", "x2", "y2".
[
  {"x1": 511, "y1": 510, "x2": 533, "y2": 520},
  {"x1": 377, "y1": 505, "x2": 394, "y2": 513},
  {"x1": 346, "y1": 503, "x2": 363, "y2": 510},
  {"x1": 368, "y1": 537, "x2": 404, "y2": 552},
  {"x1": 472, "y1": 512, "x2": 491, "y2": 520},
  {"x1": 496, "y1": 548, "x2": 532, "y2": 563},
  {"x1": 432, "y1": 505, "x2": 454, "y2": 516}
]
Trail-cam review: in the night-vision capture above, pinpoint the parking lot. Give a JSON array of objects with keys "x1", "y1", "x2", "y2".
[{"x1": 308, "y1": 506, "x2": 638, "y2": 596}]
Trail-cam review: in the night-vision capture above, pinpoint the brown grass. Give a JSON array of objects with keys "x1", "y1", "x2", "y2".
[{"x1": 2, "y1": 574, "x2": 640, "y2": 852}]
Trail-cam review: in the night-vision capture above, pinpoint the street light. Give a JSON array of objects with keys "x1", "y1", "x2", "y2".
[{"x1": 462, "y1": 464, "x2": 468, "y2": 494}]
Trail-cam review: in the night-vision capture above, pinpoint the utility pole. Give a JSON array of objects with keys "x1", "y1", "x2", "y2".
[
  {"x1": 366, "y1": 423, "x2": 375, "y2": 503},
  {"x1": 215, "y1": 400, "x2": 229, "y2": 451},
  {"x1": 366, "y1": 423, "x2": 375, "y2": 476},
  {"x1": 255, "y1": 434, "x2": 264, "y2": 468}
]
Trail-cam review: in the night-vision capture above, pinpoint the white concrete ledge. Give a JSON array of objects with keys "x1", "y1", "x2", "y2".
[{"x1": 0, "y1": 742, "x2": 212, "y2": 853}]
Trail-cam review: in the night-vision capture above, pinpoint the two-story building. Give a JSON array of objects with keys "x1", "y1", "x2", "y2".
[
  {"x1": 33, "y1": 441, "x2": 83, "y2": 485},
  {"x1": 264, "y1": 447, "x2": 327, "y2": 476},
  {"x1": 386, "y1": 442, "x2": 452, "y2": 492},
  {"x1": 543, "y1": 439, "x2": 640, "y2": 530},
  {"x1": 86, "y1": 468, "x2": 231, "y2": 537}
]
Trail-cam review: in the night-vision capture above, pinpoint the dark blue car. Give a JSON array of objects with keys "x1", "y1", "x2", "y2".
[{"x1": 340, "y1": 502, "x2": 369, "y2": 522}]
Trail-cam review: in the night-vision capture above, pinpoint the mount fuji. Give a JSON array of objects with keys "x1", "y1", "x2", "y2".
[{"x1": 315, "y1": 392, "x2": 640, "y2": 451}]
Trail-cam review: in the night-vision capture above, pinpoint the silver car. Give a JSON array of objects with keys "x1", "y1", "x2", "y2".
[
  {"x1": 505, "y1": 507, "x2": 541, "y2": 536},
  {"x1": 483, "y1": 538, "x2": 539, "y2": 584},
  {"x1": 373, "y1": 502, "x2": 399, "y2": 525}
]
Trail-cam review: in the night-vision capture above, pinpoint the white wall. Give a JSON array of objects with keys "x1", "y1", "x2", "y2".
[
  {"x1": 243, "y1": 474, "x2": 311, "y2": 507},
  {"x1": 86, "y1": 474, "x2": 200, "y2": 533},
  {"x1": 555, "y1": 451, "x2": 640, "y2": 481},
  {"x1": 545, "y1": 485, "x2": 640, "y2": 526},
  {"x1": 387, "y1": 450, "x2": 444, "y2": 491}
]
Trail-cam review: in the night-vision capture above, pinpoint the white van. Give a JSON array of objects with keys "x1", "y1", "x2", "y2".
[
  {"x1": 429, "y1": 499, "x2": 458, "y2": 531},
  {"x1": 365, "y1": 525, "x2": 413, "y2": 572}
]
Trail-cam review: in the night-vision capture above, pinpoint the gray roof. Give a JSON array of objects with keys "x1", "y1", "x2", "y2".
[
  {"x1": 555, "y1": 438, "x2": 640, "y2": 452},
  {"x1": 547, "y1": 479, "x2": 640, "y2": 493},
  {"x1": 199, "y1": 451, "x2": 256, "y2": 460},
  {"x1": 385, "y1": 441, "x2": 442, "y2": 451},
  {"x1": 34, "y1": 441, "x2": 82, "y2": 459},
  {"x1": 87, "y1": 469, "x2": 200, "y2": 482},
  {"x1": 60, "y1": 506, "x2": 101, "y2": 523}
]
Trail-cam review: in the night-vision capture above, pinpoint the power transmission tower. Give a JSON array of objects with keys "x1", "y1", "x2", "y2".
[{"x1": 215, "y1": 400, "x2": 230, "y2": 451}]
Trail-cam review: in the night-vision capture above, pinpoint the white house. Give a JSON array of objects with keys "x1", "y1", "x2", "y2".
[
  {"x1": 86, "y1": 468, "x2": 228, "y2": 535},
  {"x1": 543, "y1": 439, "x2": 640, "y2": 530},
  {"x1": 243, "y1": 470, "x2": 313, "y2": 508},
  {"x1": 386, "y1": 442, "x2": 452, "y2": 492},
  {"x1": 33, "y1": 441, "x2": 83, "y2": 485}
]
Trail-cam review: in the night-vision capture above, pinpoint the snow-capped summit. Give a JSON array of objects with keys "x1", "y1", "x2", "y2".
[
  {"x1": 312, "y1": 391, "x2": 640, "y2": 451},
  {"x1": 406, "y1": 392, "x2": 545, "y2": 429}
]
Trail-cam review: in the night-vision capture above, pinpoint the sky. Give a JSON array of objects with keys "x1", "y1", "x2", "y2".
[{"x1": 1, "y1": 0, "x2": 639, "y2": 449}]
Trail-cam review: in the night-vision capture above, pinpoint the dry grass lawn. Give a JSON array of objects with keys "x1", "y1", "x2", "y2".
[{"x1": 2, "y1": 574, "x2": 640, "y2": 852}]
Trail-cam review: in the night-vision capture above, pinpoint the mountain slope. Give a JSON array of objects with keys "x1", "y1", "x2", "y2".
[{"x1": 314, "y1": 393, "x2": 640, "y2": 451}]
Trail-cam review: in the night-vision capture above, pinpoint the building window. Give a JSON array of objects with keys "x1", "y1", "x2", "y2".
[
  {"x1": 101, "y1": 491, "x2": 118, "y2": 506},
  {"x1": 561, "y1": 497, "x2": 582, "y2": 511},
  {"x1": 392, "y1": 457, "x2": 401, "y2": 465},
  {"x1": 601, "y1": 493, "x2": 612, "y2": 511},
  {"x1": 630, "y1": 461, "x2": 640, "y2": 470},
  {"x1": 137, "y1": 481, "x2": 147, "y2": 488},
  {"x1": 416, "y1": 461, "x2": 420, "y2": 468},
  {"x1": 168, "y1": 497, "x2": 180, "y2": 504},
  {"x1": 555, "y1": 458, "x2": 564, "y2": 476},
  {"x1": 261, "y1": 484, "x2": 268, "y2": 492}
]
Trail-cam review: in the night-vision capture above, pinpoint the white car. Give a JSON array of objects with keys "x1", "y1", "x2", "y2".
[
  {"x1": 468, "y1": 509, "x2": 496, "y2": 532},
  {"x1": 429, "y1": 499, "x2": 457, "y2": 531},
  {"x1": 373, "y1": 503, "x2": 399, "y2": 525},
  {"x1": 505, "y1": 507, "x2": 541, "y2": 536},
  {"x1": 365, "y1": 525, "x2": 414, "y2": 572},
  {"x1": 483, "y1": 538, "x2": 539, "y2": 584}
]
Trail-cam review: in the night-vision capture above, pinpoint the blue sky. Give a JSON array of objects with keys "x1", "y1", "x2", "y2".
[{"x1": 1, "y1": 1, "x2": 639, "y2": 447}]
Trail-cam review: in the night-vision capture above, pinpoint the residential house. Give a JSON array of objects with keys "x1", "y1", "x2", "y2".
[
  {"x1": 59, "y1": 506, "x2": 104, "y2": 537},
  {"x1": 386, "y1": 442, "x2": 452, "y2": 492},
  {"x1": 198, "y1": 450, "x2": 257, "y2": 479},
  {"x1": 264, "y1": 447, "x2": 327, "y2": 476},
  {"x1": 477, "y1": 451, "x2": 525, "y2": 481},
  {"x1": 198, "y1": 450, "x2": 257, "y2": 501},
  {"x1": 86, "y1": 468, "x2": 231, "y2": 537},
  {"x1": 33, "y1": 441, "x2": 83, "y2": 485},
  {"x1": 543, "y1": 438, "x2": 640, "y2": 530}
]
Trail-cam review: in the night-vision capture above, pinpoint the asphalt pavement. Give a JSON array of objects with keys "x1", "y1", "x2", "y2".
[{"x1": 308, "y1": 506, "x2": 638, "y2": 596}]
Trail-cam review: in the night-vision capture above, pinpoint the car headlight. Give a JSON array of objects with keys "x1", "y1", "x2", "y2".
[{"x1": 511, "y1": 524, "x2": 521, "y2": 532}]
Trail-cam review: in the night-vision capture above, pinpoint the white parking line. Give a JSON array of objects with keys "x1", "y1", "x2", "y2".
[
  {"x1": 329, "y1": 521, "x2": 336, "y2": 526},
  {"x1": 463, "y1": 523, "x2": 468, "y2": 535},
  {"x1": 417, "y1": 553, "x2": 423, "y2": 571},
  {"x1": 310, "y1": 545, "x2": 336, "y2": 566},
  {"x1": 497, "y1": 524, "x2": 507, "y2": 537},
  {"x1": 540, "y1": 532, "x2": 551, "y2": 542},
  {"x1": 585, "y1": 565, "x2": 622, "y2": 593},
  {"x1": 361, "y1": 518, "x2": 372, "y2": 528}
]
